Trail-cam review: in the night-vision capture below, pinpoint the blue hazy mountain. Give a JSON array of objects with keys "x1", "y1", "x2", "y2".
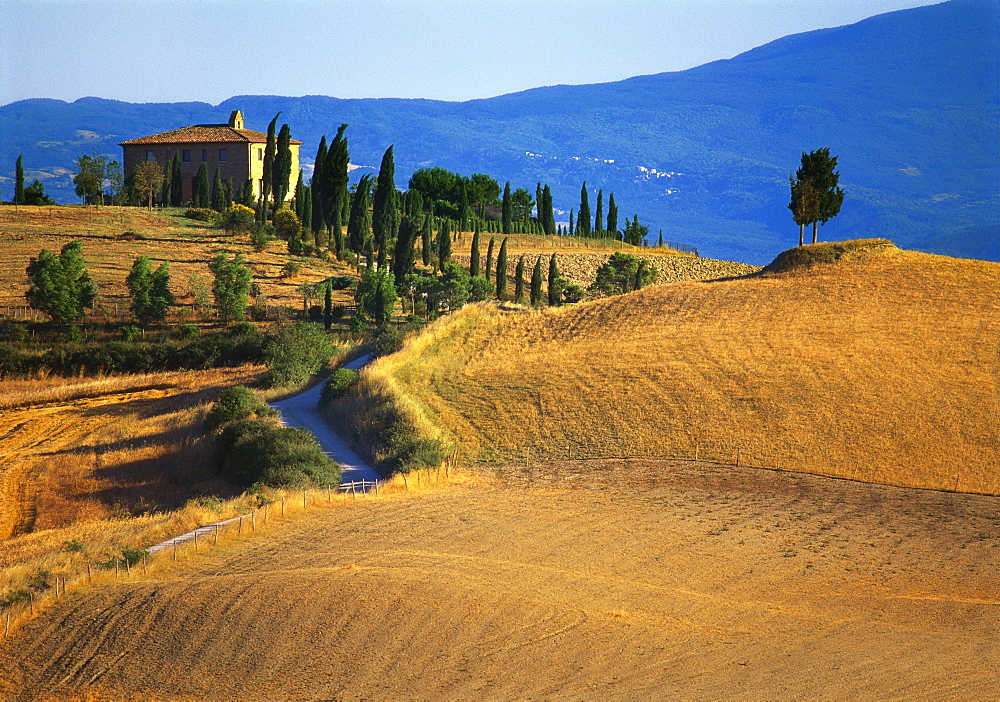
[{"x1": 2, "y1": 0, "x2": 996, "y2": 263}]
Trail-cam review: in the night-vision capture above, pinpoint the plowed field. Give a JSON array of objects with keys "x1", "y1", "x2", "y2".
[{"x1": 2, "y1": 463, "x2": 997, "y2": 700}]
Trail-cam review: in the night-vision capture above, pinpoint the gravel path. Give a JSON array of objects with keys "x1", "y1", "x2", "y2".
[
  {"x1": 269, "y1": 354, "x2": 380, "y2": 485},
  {"x1": 150, "y1": 355, "x2": 377, "y2": 553}
]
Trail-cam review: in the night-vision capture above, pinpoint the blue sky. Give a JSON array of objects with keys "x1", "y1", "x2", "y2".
[{"x1": 1, "y1": 0, "x2": 940, "y2": 107}]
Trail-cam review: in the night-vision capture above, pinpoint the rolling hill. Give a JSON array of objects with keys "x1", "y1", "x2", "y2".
[
  {"x1": 1, "y1": 0, "x2": 997, "y2": 264},
  {"x1": 366, "y1": 242, "x2": 1000, "y2": 495}
]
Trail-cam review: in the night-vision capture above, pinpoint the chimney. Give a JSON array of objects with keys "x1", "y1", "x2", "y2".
[{"x1": 229, "y1": 110, "x2": 244, "y2": 129}]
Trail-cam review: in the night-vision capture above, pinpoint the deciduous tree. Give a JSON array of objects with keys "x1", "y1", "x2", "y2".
[
  {"x1": 133, "y1": 158, "x2": 164, "y2": 210},
  {"x1": 25, "y1": 241, "x2": 99, "y2": 324},
  {"x1": 208, "y1": 253, "x2": 253, "y2": 322},
  {"x1": 126, "y1": 255, "x2": 174, "y2": 324}
]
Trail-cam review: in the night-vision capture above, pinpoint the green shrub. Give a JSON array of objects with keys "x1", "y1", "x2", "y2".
[
  {"x1": 220, "y1": 420, "x2": 341, "y2": 488},
  {"x1": 121, "y1": 324, "x2": 142, "y2": 342},
  {"x1": 249, "y1": 222, "x2": 273, "y2": 252},
  {"x1": 282, "y1": 261, "x2": 301, "y2": 278},
  {"x1": 370, "y1": 327, "x2": 405, "y2": 358},
  {"x1": 205, "y1": 385, "x2": 277, "y2": 429},
  {"x1": 263, "y1": 321, "x2": 335, "y2": 387},
  {"x1": 178, "y1": 323, "x2": 200, "y2": 339},
  {"x1": 319, "y1": 367, "x2": 360, "y2": 406},
  {"x1": 217, "y1": 204, "x2": 255, "y2": 235},
  {"x1": 64, "y1": 325, "x2": 83, "y2": 343},
  {"x1": 325, "y1": 275, "x2": 355, "y2": 290},
  {"x1": 63, "y1": 539, "x2": 86, "y2": 553},
  {"x1": 184, "y1": 207, "x2": 217, "y2": 222},
  {"x1": 384, "y1": 425, "x2": 448, "y2": 475}
]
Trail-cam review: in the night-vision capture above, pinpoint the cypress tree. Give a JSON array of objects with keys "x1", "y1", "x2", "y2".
[
  {"x1": 194, "y1": 163, "x2": 210, "y2": 208},
  {"x1": 595, "y1": 189, "x2": 603, "y2": 235},
  {"x1": 211, "y1": 167, "x2": 225, "y2": 211},
  {"x1": 221, "y1": 179, "x2": 232, "y2": 210},
  {"x1": 261, "y1": 112, "x2": 280, "y2": 215},
  {"x1": 324, "y1": 285, "x2": 333, "y2": 331},
  {"x1": 569, "y1": 210, "x2": 574, "y2": 238},
  {"x1": 485, "y1": 236, "x2": 496, "y2": 283},
  {"x1": 607, "y1": 193, "x2": 618, "y2": 237},
  {"x1": 530, "y1": 256, "x2": 544, "y2": 306},
  {"x1": 302, "y1": 186, "x2": 312, "y2": 234},
  {"x1": 392, "y1": 216, "x2": 417, "y2": 281},
  {"x1": 160, "y1": 156, "x2": 173, "y2": 206},
  {"x1": 347, "y1": 174, "x2": 371, "y2": 255},
  {"x1": 372, "y1": 145, "x2": 399, "y2": 270},
  {"x1": 293, "y1": 170, "x2": 305, "y2": 220},
  {"x1": 535, "y1": 183, "x2": 543, "y2": 228},
  {"x1": 325, "y1": 124, "x2": 349, "y2": 258},
  {"x1": 469, "y1": 226, "x2": 481, "y2": 277},
  {"x1": 501, "y1": 181, "x2": 512, "y2": 235},
  {"x1": 14, "y1": 155, "x2": 25, "y2": 206},
  {"x1": 578, "y1": 182, "x2": 591, "y2": 237},
  {"x1": 514, "y1": 255, "x2": 526, "y2": 304},
  {"x1": 542, "y1": 185, "x2": 555, "y2": 235},
  {"x1": 169, "y1": 153, "x2": 182, "y2": 206},
  {"x1": 272, "y1": 123, "x2": 292, "y2": 207},
  {"x1": 311, "y1": 135, "x2": 328, "y2": 244},
  {"x1": 436, "y1": 218, "x2": 452, "y2": 272},
  {"x1": 420, "y1": 214, "x2": 432, "y2": 267},
  {"x1": 547, "y1": 253, "x2": 561, "y2": 306},
  {"x1": 495, "y1": 237, "x2": 508, "y2": 300},
  {"x1": 658, "y1": 229, "x2": 664, "y2": 247}
]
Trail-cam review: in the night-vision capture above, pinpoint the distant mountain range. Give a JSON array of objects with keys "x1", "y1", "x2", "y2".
[{"x1": 1, "y1": 0, "x2": 996, "y2": 263}]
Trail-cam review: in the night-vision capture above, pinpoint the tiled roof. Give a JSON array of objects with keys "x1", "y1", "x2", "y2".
[{"x1": 120, "y1": 124, "x2": 302, "y2": 146}]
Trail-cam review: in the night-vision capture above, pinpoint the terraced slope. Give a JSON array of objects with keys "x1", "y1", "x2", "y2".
[
  {"x1": 373, "y1": 245, "x2": 1000, "y2": 494},
  {"x1": 1, "y1": 468, "x2": 996, "y2": 700}
]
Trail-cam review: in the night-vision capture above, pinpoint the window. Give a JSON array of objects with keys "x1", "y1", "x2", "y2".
[
  {"x1": 182, "y1": 149, "x2": 190, "y2": 163},
  {"x1": 218, "y1": 148, "x2": 227, "y2": 162},
  {"x1": 201, "y1": 149, "x2": 208, "y2": 162},
  {"x1": 257, "y1": 147, "x2": 263, "y2": 161},
  {"x1": 145, "y1": 150, "x2": 154, "y2": 161}
]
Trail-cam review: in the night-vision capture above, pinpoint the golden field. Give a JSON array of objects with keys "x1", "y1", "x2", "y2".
[
  {"x1": 0, "y1": 205, "x2": 354, "y2": 315},
  {"x1": 371, "y1": 242, "x2": 1000, "y2": 494},
  {"x1": 0, "y1": 466, "x2": 996, "y2": 699}
]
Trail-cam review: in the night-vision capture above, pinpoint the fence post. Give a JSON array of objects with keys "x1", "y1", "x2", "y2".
[
  {"x1": 214, "y1": 524, "x2": 219, "y2": 546},
  {"x1": 195, "y1": 531, "x2": 199, "y2": 552},
  {"x1": 303, "y1": 489, "x2": 307, "y2": 509},
  {"x1": 4, "y1": 608, "x2": 9, "y2": 638},
  {"x1": 281, "y1": 497, "x2": 285, "y2": 517},
  {"x1": 375, "y1": 482, "x2": 379, "y2": 497},
  {"x1": 126, "y1": 558, "x2": 131, "y2": 577},
  {"x1": 87, "y1": 562, "x2": 92, "y2": 584},
  {"x1": 29, "y1": 593, "x2": 34, "y2": 616},
  {"x1": 252, "y1": 510, "x2": 257, "y2": 530},
  {"x1": 173, "y1": 540, "x2": 178, "y2": 561},
  {"x1": 238, "y1": 516, "x2": 243, "y2": 536},
  {"x1": 327, "y1": 485, "x2": 332, "y2": 502},
  {"x1": 115, "y1": 558, "x2": 120, "y2": 581}
]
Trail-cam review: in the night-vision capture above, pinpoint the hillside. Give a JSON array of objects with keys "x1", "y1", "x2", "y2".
[
  {"x1": 0, "y1": 206, "x2": 354, "y2": 314},
  {"x1": 1, "y1": 0, "x2": 996, "y2": 263},
  {"x1": 369, "y1": 243, "x2": 1000, "y2": 494},
  {"x1": 1, "y1": 470, "x2": 996, "y2": 699}
]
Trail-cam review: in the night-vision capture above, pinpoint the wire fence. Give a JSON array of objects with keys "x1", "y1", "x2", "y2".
[{"x1": 2, "y1": 482, "x2": 382, "y2": 639}]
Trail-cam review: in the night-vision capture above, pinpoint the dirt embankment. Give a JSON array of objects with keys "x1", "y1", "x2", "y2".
[{"x1": 454, "y1": 252, "x2": 760, "y2": 288}]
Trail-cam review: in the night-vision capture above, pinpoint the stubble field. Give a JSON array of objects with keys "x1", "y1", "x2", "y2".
[{"x1": 0, "y1": 463, "x2": 996, "y2": 700}]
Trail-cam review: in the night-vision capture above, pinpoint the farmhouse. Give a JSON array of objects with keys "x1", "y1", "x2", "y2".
[{"x1": 119, "y1": 110, "x2": 300, "y2": 204}]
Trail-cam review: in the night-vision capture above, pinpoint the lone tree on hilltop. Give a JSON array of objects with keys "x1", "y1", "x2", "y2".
[
  {"x1": 790, "y1": 148, "x2": 845, "y2": 245},
  {"x1": 127, "y1": 255, "x2": 174, "y2": 324},
  {"x1": 26, "y1": 241, "x2": 99, "y2": 324}
]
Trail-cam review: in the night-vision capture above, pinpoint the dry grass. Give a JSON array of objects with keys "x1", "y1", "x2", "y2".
[
  {"x1": 1, "y1": 466, "x2": 996, "y2": 699},
  {"x1": 447, "y1": 229, "x2": 696, "y2": 257},
  {"x1": 0, "y1": 204, "x2": 356, "y2": 314},
  {"x1": 371, "y1": 247, "x2": 1000, "y2": 494},
  {"x1": 0, "y1": 366, "x2": 267, "y2": 599}
]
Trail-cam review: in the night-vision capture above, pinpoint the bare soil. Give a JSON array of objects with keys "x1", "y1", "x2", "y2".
[{"x1": 1, "y1": 462, "x2": 996, "y2": 700}]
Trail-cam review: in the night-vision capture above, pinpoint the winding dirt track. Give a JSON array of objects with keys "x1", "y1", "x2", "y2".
[{"x1": 1, "y1": 460, "x2": 997, "y2": 700}]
